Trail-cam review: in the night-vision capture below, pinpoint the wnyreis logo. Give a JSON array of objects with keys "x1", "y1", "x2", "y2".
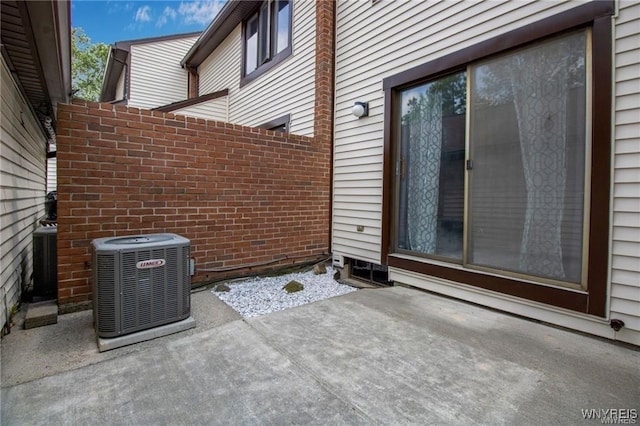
[
  {"x1": 582, "y1": 409, "x2": 637, "y2": 424},
  {"x1": 136, "y1": 259, "x2": 166, "y2": 269}
]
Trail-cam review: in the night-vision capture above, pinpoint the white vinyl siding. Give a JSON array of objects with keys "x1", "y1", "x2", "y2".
[
  {"x1": 333, "y1": 0, "x2": 586, "y2": 265},
  {"x1": 173, "y1": 96, "x2": 229, "y2": 122},
  {"x1": 199, "y1": 26, "x2": 242, "y2": 95},
  {"x1": 611, "y1": 0, "x2": 640, "y2": 342},
  {"x1": 334, "y1": 0, "x2": 640, "y2": 345},
  {"x1": 197, "y1": 1, "x2": 316, "y2": 136},
  {"x1": 128, "y1": 36, "x2": 197, "y2": 109},
  {"x1": 47, "y1": 157, "x2": 56, "y2": 193},
  {"x1": 1, "y1": 56, "x2": 47, "y2": 328}
]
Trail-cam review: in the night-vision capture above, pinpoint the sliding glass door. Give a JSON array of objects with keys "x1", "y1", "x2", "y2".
[{"x1": 395, "y1": 30, "x2": 588, "y2": 288}]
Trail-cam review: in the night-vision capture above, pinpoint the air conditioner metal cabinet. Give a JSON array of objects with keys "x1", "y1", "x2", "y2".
[
  {"x1": 91, "y1": 233, "x2": 191, "y2": 338},
  {"x1": 33, "y1": 226, "x2": 57, "y2": 299}
]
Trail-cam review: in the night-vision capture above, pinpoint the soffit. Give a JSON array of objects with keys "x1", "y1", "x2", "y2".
[
  {"x1": 0, "y1": 0, "x2": 71, "y2": 122},
  {"x1": 1, "y1": 0, "x2": 49, "y2": 114}
]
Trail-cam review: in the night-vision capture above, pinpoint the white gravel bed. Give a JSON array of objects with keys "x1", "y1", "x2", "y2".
[{"x1": 211, "y1": 266, "x2": 356, "y2": 318}]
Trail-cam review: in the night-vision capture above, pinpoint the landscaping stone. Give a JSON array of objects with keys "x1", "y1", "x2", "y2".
[
  {"x1": 313, "y1": 263, "x2": 327, "y2": 275},
  {"x1": 283, "y1": 280, "x2": 304, "y2": 293},
  {"x1": 211, "y1": 266, "x2": 357, "y2": 318},
  {"x1": 215, "y1": 283, "x2": 231, "y2": 293}
]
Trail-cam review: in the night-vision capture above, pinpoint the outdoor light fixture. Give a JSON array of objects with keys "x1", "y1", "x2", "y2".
[{"x1": 352, "y1": 101, "x2": 369, "y2": 118}]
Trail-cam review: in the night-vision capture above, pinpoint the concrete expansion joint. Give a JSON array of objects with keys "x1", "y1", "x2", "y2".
[{"x1": 245, "y1": 319, "x2": 376, "y2": 423}]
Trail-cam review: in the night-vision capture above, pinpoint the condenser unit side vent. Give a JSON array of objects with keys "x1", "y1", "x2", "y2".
[{"x1": 96, "y1": 252, "x2": 117, "y2": 335}]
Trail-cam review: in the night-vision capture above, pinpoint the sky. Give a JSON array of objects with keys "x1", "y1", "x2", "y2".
[{"x1": 72, "y1": 0, "x2": 227, "y2": 45}]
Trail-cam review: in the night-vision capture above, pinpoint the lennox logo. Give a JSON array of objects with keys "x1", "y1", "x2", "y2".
[{"x1": 136, "y1": 259, "x2": 166, "y2": 269}]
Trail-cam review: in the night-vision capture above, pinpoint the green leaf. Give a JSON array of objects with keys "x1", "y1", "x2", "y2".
[{"x1": 72, "y1": 27, "x2": 110, "y2": 101}]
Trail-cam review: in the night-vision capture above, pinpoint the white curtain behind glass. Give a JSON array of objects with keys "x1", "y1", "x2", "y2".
[
  {"x1": 406, "y1": 90, "x2": 443, "y2": 254},
  {"x1": 469, "y1": 32, "x2": 586, "y2": 283}
]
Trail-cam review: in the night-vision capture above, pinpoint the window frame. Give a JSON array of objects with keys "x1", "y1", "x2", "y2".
[
  {"x1": 381, "y1": 1, "x2": 613, "y2": 316},
  {"x1": 241, "y1": 0, "x2": 293, "y2": 87},
  {"x1": 394, "y1": 69, "x2": 468, "y2": 266},
  {"x1": 259, "y1": 113, "x2": 291, "y2": 132}
]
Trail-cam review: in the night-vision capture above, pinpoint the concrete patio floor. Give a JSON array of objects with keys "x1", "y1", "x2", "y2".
[{"x1": 2, "y1": 285, "x2": 638, "y2": 425}]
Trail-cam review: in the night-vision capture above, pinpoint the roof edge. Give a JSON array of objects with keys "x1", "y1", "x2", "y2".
[
  {"x1": 113, "y1": 31, "x2": 202, "y2": 50},
  {"x1": 181, "y1": 0, "x2": 261, "y2": 69},
  {"x1": 99, "y1": 47, "x2": 128, "y2": 102},
  {"x1": 151, "y1": 89, "x2": 229, "y2": 113}
]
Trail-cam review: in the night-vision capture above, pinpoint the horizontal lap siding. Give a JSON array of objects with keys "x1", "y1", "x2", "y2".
[
  {"x1": 611, "y1": 1, "x2": 640, "y2": 339},
  {"x1": 199, "y1": 26, "x2": 242, "y2": 95},
  {"x1": 128, "y1": 37, "x2": 197, "y2": 109},
  {"x1": 196, "y1": 1, "x2": 316, "y2": 136},
  {"x1": 174, "y1": 96, "x2": 228, "y2": 122},
  {"x1": 230, "y1": 1, "x2": 315, "y2": 135},
  {"x1": 333, "y1": 0, "x2": 579, "y2": 264},
  {"x1": 0, "y1": 57, "x2": 46, "y2": 328},
  {"x1": 47, "y1": 157, "x2": 56, "y2": 193}
]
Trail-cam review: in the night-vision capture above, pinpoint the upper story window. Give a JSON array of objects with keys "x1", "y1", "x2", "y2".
[{"x1": 243, "y1": 0, "x2": 292, "y2": 85}]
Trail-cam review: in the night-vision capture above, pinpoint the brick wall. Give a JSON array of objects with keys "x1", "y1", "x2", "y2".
[
  {"x1": 314, "y1": 0, "x2": 335, "y2": 146},
  {"x1": 187, "y1": 68, "x2": 199, "y2": 99},
  {"x1": 56, "y1": 101, "x2": 331, "y2": 307},
  {"x1": 315, "y1": 0, "x2": 336, "y2": 256}
]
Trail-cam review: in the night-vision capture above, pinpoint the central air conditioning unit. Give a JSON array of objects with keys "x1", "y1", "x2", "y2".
[
  {"x1": 33, "y1": 225, "x2": 57, "y2": 300},
  {"x1": 92, "y1": 233, "x2": 191, "y2": 338}
]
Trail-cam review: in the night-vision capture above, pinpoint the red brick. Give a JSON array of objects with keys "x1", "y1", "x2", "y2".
[{"x1": 55, "y1": 25, "x2": 333, "y2": 304}]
